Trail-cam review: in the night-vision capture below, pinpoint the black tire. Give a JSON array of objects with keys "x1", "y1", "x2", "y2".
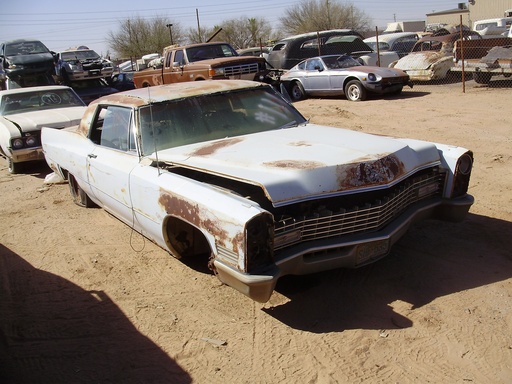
[
  {"x1": 60, "y1": 69, "x2": 70, "y2": 85},
  {"x1": 473, "y1": 72, "x2": 492, "y2": 84},
  {"x1": 289, "y1": 81, "x2": 306, "y2": 101},
  {"x1": 344, "y1": 80, "x2": 367, "y2": 101},
  {"x1": 8, "y1": 158, "x2": 23, "y2": 174},
  {"x1": 390, "y1": 86, "x2": 403, "y2": 96},
  {"x1": 68, "y1": 174, "x2": 95, "y2": 208}
]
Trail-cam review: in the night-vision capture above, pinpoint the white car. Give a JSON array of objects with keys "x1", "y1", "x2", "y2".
[
  {"x1": 41, "y1": 80, "x2": 474, "y2": 302},
  {"x1": 389, "y1": 30, "x2": 482, "y2": 81},
  {"x1": 0, "y1": 85, "x2": 87, "y2": 173},
  {"x1": 364, "y1": 32, "x2": 420, "y2": 58}
]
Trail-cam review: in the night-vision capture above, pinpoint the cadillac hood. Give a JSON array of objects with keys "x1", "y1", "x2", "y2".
[
  {"x1": 1, "y1": 106, "x2": 86, "y2": 135},
  {"x1": 153, "y1": 124, "x2": 443, "y2": 205}
]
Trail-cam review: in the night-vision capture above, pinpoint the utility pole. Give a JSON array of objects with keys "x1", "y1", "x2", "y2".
[{"x1": 166, "y1": 24, "x2": 174, "y2": 45}]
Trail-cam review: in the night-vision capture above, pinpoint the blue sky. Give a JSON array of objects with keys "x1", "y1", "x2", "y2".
[{"x1": 1, "y1": 0, "x2": 460, "y2": 58}]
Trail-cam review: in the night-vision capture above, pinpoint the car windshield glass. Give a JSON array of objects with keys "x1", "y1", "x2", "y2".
[
  {"x1": 322, "y1": 55, "x2": 361, "y2": 69},
  {"x1": 62, "y1": 50, "x2": 100, "y2": 61},
  {"x1": 5, "y1": 41, "x2": 49, "y2": 56},
  {"x1": 186, "y1": 44, "x2": 237, "y2": 62},
  {"x1": 0, "y1": 89, "x2": 84, "y2": 116},
  {"x1": 139, "y1": 87, "x2": 306, "y2": 155}
]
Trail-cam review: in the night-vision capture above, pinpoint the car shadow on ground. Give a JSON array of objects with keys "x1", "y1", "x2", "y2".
[
  {"x1": 263, "y1": 212, "x2": 512, "y2": 333},
  {"x1": 0, "y1": 244, "x2": 192, "y2": 383}
]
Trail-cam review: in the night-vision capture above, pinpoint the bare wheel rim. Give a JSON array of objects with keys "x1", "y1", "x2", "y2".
[{"x1": 291, "y1": 83, "x2": 303, "y2": 100}]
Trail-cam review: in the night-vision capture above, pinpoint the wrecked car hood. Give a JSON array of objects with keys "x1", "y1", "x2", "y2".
[
  {"x1": 150, "y1": 124, "x2": 442, "y2": 205},
  {"x1": 1, "y1": 107, "x2": 86, "y2": 135}
]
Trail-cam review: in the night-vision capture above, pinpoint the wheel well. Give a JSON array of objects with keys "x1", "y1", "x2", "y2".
[
  {"x1": 164, "y1": 216, "x2": 211, "y2": 260},
  {"x1": 343, "y1": 76, "x2": 359, "y2": 88}
]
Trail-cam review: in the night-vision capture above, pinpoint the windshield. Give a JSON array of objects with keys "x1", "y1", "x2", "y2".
[
  {"x1": 5, "y1": 40, "x2": 50, "y2": 56},
  {"x1": 186, "y1": 44, "x2": 238, "y2": 62},
  {"x1": 322, "y1": 55, "x2": 361, "y2": 69},
  {"x1": 61, "y1": 50, "x2": 100, "y2": 61},
  {"x1": 138, "y1": 87, "x2": 306, "y2": 155},
  {"x1": 0, "y1": 89, "x2": 85, "y2": 115}
]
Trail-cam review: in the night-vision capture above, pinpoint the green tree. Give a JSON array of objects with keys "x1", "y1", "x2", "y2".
[
  {"x1": 108, "y1": 16, "x2": 183, "y2": 58},
  {"x1": 279, "y1": 0, "x2": 372, "y2": 36}
]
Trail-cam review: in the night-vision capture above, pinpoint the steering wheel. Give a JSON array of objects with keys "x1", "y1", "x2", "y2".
[{"x1": 41, "y1": 93, "x2": 62, "y2": 105}]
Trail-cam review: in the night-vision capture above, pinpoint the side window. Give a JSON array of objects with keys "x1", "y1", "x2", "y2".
[
  {"x1": 306, "y1": 58, "x2": 322, "y2": 71},
  {"x1": 91, "y1": 105, "x2": 133, "y2": 151},
  {"x1": 173, "y1": 50, "x2": 184, "y2": 66}
]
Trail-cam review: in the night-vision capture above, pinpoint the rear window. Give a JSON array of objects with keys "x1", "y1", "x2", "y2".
[{"x1": 271, "y1": 43, "x2": 286, "y2": 51}]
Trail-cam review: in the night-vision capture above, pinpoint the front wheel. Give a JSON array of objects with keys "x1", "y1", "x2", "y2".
[
  {"x1": 289, "y1": 81, "x2": 305, "y2": 101},
  {"x1": 344, "y1": 80, "x2": 367, "y2": 101},
  {"x1": 68, "y1": 174, "x2": 95, "y2": 208},
  {"x1": 473, "y1": 72, "x2": 492, "y2": 84},
  {"x1": 8, "y1": 158, "x2": 23, "y2": 174},
  {"x1": 390, "y1": 86, "x2": 403, "y2": 96}
]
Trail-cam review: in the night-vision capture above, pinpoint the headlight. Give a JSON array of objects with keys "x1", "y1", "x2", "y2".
[
  {"x1": 209, "y1": 68, "x2": 225, "y2": 77},
  {"x1": 245, "y1": 213, "x2": 274, "y2": 272},
  {"x1": 451, "y1": 151, "x2": 473, "y2": 198},
  {"x1": 12, "y1": 138, "x2": 24, "y2": 149},
  {"x1": 7, "y1": 61, "x2": 19, "y2": 69},
  {"x1": 457, "y1": 153, "x2": 473, "y2": 175},
  {"x1": 25, "y1": 136, "x2": 38, "y2": 147},
  {"x1": 368, "y1": 73, "x2": 377, "y2": 81}
]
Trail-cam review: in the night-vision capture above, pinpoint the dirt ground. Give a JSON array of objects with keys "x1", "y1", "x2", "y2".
[{"x1": 1, "y1": 79, "x2": 511, "y2": 383}]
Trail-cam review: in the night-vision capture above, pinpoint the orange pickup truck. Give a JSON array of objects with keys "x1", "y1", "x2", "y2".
[{"x1": 133, "y1": 42, "x2": 270, "y2": 88}]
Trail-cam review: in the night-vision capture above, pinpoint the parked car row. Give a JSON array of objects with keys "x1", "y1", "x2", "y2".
[
  {"x1": 268, "y1": 26, "x2": 512, "y2": 83},
  {"x1": 0, "y1": 39, "x2": 122, "y2": 103}
]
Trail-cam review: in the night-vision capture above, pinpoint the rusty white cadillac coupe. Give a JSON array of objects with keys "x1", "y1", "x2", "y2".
[{"x1": 41, "y1": 80, "x2": 474, "y2": 302}]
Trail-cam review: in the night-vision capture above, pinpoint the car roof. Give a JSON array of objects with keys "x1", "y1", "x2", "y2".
[
  {"x1": 364, "y1": 32, "x2": 418, "y2": 43},
  {"x1": 0, "y1": 85, "x2": 73, "y2": 96},
  {"x1": 416, "y1": 31, "x2": 479, "y2": 43},
  {"x1": 90, "y1": 80, "x2": 268, "y2": 108},
  {"x1": 274, "y1": 29, "x2": 362, "y2": 43},
  {"x1": 3, "y1": 38, "x2": 44, "y2": 45}
]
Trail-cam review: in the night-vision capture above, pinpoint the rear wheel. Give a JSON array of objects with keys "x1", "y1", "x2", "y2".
[
  {"x1": 68, "y1": 174, "x2": 95, "y2": 208},
  {"x1": 289, "y1": 81, "x2": 305, "y2": 101},
  {"x1": 344, "y1": 80, "x2": 367, "y2": 101},
  {"x1": 473, "y1": 72, "x2": 492, "y2": 84}
]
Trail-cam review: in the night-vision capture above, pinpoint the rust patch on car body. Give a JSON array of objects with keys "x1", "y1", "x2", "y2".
[
  {"x1": 263, "y1": 160, "x2": 325, "y2": 169},
  {"x1": 337, "y1": 154, "x2": 405, "y2": 189},
  {"x1": 189, "y1": 137, "x2": 244, "y2": 156},
  {"x1": 288, "y1": 141, "x2": 311, "y2": 147},
  {"x1": 159, "y1": 191, "x2": 231, "y2": 249}
]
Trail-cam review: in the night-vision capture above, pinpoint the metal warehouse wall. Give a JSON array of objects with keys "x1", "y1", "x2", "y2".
[{"x1": 427, "y1": 1, "x2": 512, "y2": 28}]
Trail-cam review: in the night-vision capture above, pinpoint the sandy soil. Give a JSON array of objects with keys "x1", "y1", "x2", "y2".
[{"x1": 1, "y1": 80, "x2": 511, "y2": 383}]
